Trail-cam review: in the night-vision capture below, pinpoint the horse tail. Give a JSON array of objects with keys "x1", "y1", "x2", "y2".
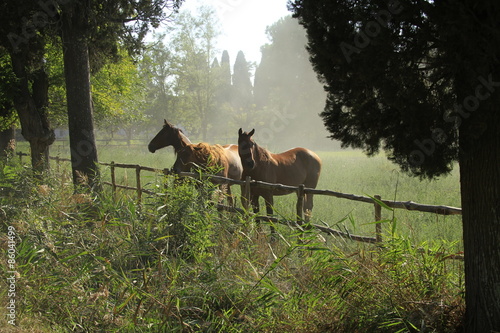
[
  {"x1": 303, "y1": 150, "x2": 321, "y2": 217},
  {"x1": 303, "y1": 150, "x2": 322, "y2": 189}
]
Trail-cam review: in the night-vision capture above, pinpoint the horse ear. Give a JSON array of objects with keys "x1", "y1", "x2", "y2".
[
  {"x1": 238, "y1": 128, "x2": 243, "y2": 136},
  {"x1": 249, "y1": 129, "x2": 255, "y2": 136},
  {"x1": 164, "y1": 119, "x2": 167, "y2": 125}
]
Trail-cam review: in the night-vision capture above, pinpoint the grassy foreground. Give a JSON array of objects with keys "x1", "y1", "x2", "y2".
[{"x1": 1, "y1": 149, "x2": 464, "y2": 332}]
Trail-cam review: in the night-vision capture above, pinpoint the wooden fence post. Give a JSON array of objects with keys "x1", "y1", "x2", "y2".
[
  {"x1": 374, "y1": 194, "x2": 382, "y2": 243},
  {"x1": 242, "y1": 176, "x2": 251, "y2": 211},
  {"x1": 110, "y1": 161, "x2": 116, "y2": 197},
  {"x1": 136, "y1": 165, "x2": 142, "y2": 203},
  {"x1": 55, "y1": 156, "x2": 60, "y2": 174},
  {"x1": 296, "y1": 184, "x2": 305, "y2": 224},
  {"x1": 162, "y1": 168, "x2": 170, "y2": 191}
]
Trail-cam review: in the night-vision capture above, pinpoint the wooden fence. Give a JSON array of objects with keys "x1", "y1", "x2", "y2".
[{"x1": 15, "y1": 152, "x2": 463, "y2": 259}]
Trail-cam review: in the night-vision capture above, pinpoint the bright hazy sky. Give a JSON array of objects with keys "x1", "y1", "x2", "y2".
[{"x1": 178, "y1": 0, "x2": 292, "y2": 66}]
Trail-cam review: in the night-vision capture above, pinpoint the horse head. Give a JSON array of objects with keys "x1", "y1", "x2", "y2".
[
  {"x1": 148, "y1": 120, "x2": 191, "y2": 153},
  {"x1": 148, "y1": 119, "x2": 175, "y2": 153},
  {"x1": 238, "y1": 128, "x2": 256, "y2": 170}
]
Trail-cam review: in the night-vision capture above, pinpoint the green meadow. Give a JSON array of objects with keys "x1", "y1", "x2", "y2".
[
  {"x1": 84, "y1": 143, "x2": 463, "y2": 248},
  {"x1": 1, "y1": 143, "x2": 464, "y2": 332}
]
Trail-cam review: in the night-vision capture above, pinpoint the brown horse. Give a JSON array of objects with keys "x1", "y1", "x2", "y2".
[
  {"x1": 173, "y1": 143, "x2": 235, "y2": 204},
  {"x1": 238, "y1": 128, "x2": 322, "y2": 229},
  {"x1": 148, "y1": 120, "x2": 243, "y2": 181},
  {"x1": 172, "y1": 143, "x2": 228, "y2": 176},
  {"x1": 148, "y1": 119, "x2": 192, "y2": 154}
]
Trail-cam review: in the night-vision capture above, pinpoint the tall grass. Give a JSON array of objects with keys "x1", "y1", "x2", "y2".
[
  {"x1": 1, "y1": 153, "x2": 464, "y2": 332},
  {"x1": 89, "y1": 145, "x2": 463, "y2": 249}
]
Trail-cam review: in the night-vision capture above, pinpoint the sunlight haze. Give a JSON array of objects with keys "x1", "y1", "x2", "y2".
[{"x1": 179, "y1": 0, "x2": 291, "y2": 65}]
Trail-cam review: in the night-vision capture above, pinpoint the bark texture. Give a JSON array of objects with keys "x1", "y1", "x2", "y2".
[{"x1": 61, "y1": 0, "x2": 99, "y2": 188}]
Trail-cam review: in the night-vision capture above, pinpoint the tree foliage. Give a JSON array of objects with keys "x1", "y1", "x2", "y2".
[
  {"x1": 289, "y1": 0, "x2": 470, "y2": 178},
  {"x1": 290, "y1": 1, "x2": 500, "y2": 332},
  {"x1": 253, "y1": 16, "x2": 327, "y2": 148},
  {"x1": 0, "y1": 0, "x2": 184, "y2": 177},
  {"x1": 232, "y1": 50, "x2": 253, "y2": 114},
  {"x1": 138, "y1": 35, "x2": 177, "y2": 129},
  {"x1": 0, "y1": 50, "x2": 16, "y2": 131},
  {"x1": 92, "y1": 49, "x2": 147, "y2": 134},
  {"x1": 167, "y1": 6, "x2": 222, "y2": 140}
]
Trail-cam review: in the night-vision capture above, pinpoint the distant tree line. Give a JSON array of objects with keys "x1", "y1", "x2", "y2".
[{"x1": 141, "y1": 11, "x2": 328, "y2": 149}]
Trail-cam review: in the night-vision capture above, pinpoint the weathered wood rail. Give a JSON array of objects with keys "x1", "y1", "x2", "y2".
[{"x1": 15, "y1": 151, "x2": 463, "y2": 260}]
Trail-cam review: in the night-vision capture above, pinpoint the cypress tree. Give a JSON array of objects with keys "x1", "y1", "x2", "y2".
[
  {"x1": 220, "y1": 50, "x2": 232, "y2": 104},
  {"x1": 232, "y1": 51, "x2": 253, "y2": 113},
  {"x1": 291, "y1": 1, "x2": 500, "y2": 331}
]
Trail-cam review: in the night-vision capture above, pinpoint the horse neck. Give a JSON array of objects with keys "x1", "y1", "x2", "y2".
[
  {"x1": 253, "y1": 143, "x2": 272, "y2": 165},
  {"x1": 174, "y1": 131, "x2": 192, "y2": 152}
]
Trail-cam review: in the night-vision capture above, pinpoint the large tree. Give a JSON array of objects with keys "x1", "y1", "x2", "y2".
[
  {"x1": 168, "y1": 6, "x2": 221, "y2": 140},
  {"x1": 58, "y1": 0, "x2": 183, "y2": 188},
  {"x1": 219, "y1": 50, "x2": 232, "y2": 105},
  {"x1": 290, "y1": 0, "x2": 500, "y2": 331},
  {"x1": 0, "y1": 50, "x2": 17, "y2": 157},
  {"x1": 59, "y1": 0, "x2": 99, "y2": 187},
  {"x1": 232, "y1": 50, "x2": 253, "y2": 116},
  {"x1": 254, "y1": 16, "x2": 327, "y2": 148},
  {"x1": 139, "y1": 34, "x2": 177, "y2": 129},
  {"x1": 0, "y1": 1, "x2": 56, "y2": 172},
  {"x1": 1, "y1": 0, "x2": 183, "y2": 184}
]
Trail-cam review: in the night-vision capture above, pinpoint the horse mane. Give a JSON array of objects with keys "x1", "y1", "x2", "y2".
[
  {"x1": 253, "y1": 142, "x2": 273, "y2": 163},
  {"x1": 173, "y1": 127, "x2": 191, "y2": 147},
  {"x1": 191, "y1": 143, "x2": 226, "y2": 166}
]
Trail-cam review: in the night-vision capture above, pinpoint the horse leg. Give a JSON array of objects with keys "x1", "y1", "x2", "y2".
[
  {"x1": 216, "y1": 184, "x2": 225, "y2": 205},
  {"x1": 303, "y1": 169, "x2": 320, "y2": 223},
  {"x1": 251, "y1": 194, "x2": 260, "y2": 214},
  {"x1": 251, "y1": 194, "x2": 264, "y2": 232},
  {"x1": 304, "y1": 193, "x2": 314, "y2": 222},
  {"x1": 226, "y1": 184, "x2": 234, "y2": 207},
  {"x1": 263, "y1": 193, "x2": 276, "y2": 235}
]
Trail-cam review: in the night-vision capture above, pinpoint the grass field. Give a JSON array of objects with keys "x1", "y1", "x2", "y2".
[
  {"x1": 1, "y1": 143, "x2": 465, "y2": 332},
  {"x1": 48, "y1": 142, "x2": 463, "y2": 248}
]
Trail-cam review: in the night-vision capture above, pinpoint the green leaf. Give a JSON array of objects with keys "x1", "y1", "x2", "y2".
[
  {"x1": 366, "y1": 193, "x2": 394, "y2": 211},
  {"x1": 61, "y1": 251, "x2": 89, "y2": 262}
]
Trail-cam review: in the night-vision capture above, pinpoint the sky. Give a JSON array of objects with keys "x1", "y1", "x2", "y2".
[{"x1": 178, "y1": 0, "x2": 292, "y2": 66}]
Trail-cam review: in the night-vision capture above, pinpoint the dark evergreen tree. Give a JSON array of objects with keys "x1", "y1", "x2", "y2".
[
  {"x1": 253, "y1": 48, "x2": 271, "y2": 109},
  {"x1": 290, "y1": 1, "x2": 500, "y2": 331},
  {"x1": 219, "y1": 50, "x2": 232, "y2": 105},
  {"x1": 211, "y1": 57, "x2": 219, "y2": 69},
  {"x1": 232, "y1": 51, "x2": 253, "y2": 114}
]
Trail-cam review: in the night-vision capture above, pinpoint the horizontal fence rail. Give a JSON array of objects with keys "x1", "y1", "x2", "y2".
[{"x1": 14, "y1": 151, "x2": 463, "y2": 260}]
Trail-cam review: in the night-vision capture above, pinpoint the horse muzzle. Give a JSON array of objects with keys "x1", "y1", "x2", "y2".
[{"x1": 148, "y1": 145, "x2": 156, "y2": 153}]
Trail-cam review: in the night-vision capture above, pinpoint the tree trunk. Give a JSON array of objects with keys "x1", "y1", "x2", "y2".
[
  {"x1": 61, "y1": 1, "x2": 99, "y2": 189},
  {"x1": 10, "y1": 52, "x2": 54, "y2": 172},
  {"x1": 459, "y1": 92, "x2": 500, "y2": 332}
]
